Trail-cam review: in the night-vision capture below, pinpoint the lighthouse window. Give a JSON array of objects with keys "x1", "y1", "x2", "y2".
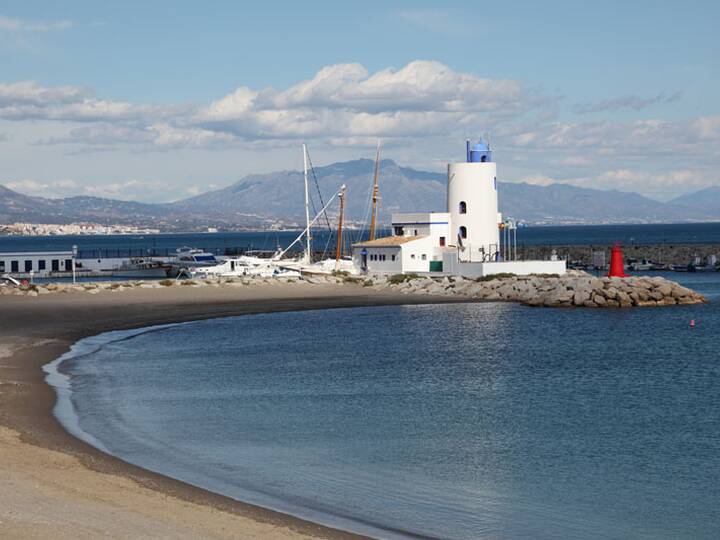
[
  {"x1": 459, "y1": 226, "x2": 467, "y2": 239},
  {"x1": 459, "y1": 201, "x2": 467, "y2": 214}
]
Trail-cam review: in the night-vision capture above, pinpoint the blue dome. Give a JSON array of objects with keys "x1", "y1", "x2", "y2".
[{"x1": 472, "y1": 140, "x2": 489, "y2": 152}]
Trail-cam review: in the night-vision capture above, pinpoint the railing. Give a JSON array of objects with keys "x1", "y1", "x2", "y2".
[
  {"x1": 457, "y1": 243, "x2": 500, "y2": 263},
  {"x1": 75, "y1": 244, "x2": 330, "y2": 260},
  {"x1": 76, "y1": 246, "x2": 256, "y2": 259}
]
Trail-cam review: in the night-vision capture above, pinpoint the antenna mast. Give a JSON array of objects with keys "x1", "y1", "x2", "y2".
[
  {"x1": 335, "y1": 186, "x2": 346, "y2": 270},
  {"x1": 369, "y1": 140, "x2": 381, "y2": 241},
  {"x1": 303, "y1": 143, "x2": 312, "y2": 264}
]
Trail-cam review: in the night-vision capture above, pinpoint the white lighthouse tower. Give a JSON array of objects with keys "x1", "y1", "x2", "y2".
[
  {"x1": 351, "y1": 137, "x2": 566, "y2": 278},
  {"x1": 447, "y1": 139, "x2": 500, "y2": 261}
]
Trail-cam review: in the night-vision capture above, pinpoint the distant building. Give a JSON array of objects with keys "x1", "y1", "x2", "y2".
[
  {"x1": 352, "y1": 139, "x2": 566, "y2": 278},
  {"x1": 0, "y1": 250, "x2": 75, "y2": 278}
]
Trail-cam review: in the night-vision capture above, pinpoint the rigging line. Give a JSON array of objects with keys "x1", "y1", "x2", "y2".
[
  {"x1": 351, "y1": 166, "x2": 374, "y2": 244},
  {"x1": 355, "y1": 169, "x2": 374, "y2": 243},
  {"x1": 320, "y1": 226, "x2": 334, "y2": 261},
  {"x1": 305, "y1": 149, "x2": 333, "y2": 232}
]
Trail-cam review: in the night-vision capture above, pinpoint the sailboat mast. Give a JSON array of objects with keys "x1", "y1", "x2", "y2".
[
  {"x1": 335, "y1": 186, "x2": 346, "y2": 269},
  {"x1": 303, "y1": 143, "x2": 311, "y2": 264},
  {"x1": 369, "y1": 140, "x2": 381, "y2": 241}
]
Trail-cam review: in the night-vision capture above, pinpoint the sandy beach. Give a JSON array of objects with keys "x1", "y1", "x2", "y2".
[{"x1": 0, "y1": 282, "x2": 458, "y2": 539}]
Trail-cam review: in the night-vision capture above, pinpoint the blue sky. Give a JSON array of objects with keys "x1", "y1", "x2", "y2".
[{"x1": 1, "y1": 1, "x2": 718, "y2": 202}]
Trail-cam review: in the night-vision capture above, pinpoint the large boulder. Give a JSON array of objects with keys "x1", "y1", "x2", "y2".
[
  {"x1": 573, "y1": 290, "x2": 591, "y2": 306},
  {"x1": 656, "y1": 283, "x2": 673, "y2": 296}
]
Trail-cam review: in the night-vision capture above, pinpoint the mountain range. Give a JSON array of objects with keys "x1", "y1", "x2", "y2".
[{"x1": 1, "y1": 159, "x2": 717, "y2": 230}]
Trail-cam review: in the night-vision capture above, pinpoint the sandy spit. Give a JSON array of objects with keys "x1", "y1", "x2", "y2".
[{"x1": 0, "y1": 282, "x2": 460, "y2": 539}]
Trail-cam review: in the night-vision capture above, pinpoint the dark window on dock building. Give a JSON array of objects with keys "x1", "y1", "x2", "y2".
[
  {"x1": 38, "y1": 260, "x2": 46, "y2": 271},
  {"x1": 65, "y1": 259, "x2": 72, "y2": 271},
  {"x1": 51, "y1": 259, "x2": 59, "y2": 272},
  {"x1": 11, "y1": 261, "x2": 19, "y2": 272},
  {"x1": 394, "y1": 226, "x2": 404, "y2": 236},
  {"x1": 25, "y1": 260, "x2": 33, "y2": 272}
]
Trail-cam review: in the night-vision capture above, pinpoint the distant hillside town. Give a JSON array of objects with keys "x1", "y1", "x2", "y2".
[{"x1": 0, "y1": 222, "x2": 161, "y2": 236}]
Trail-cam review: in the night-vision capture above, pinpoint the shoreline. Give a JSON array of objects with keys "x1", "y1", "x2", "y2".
[{"x1": 1, "y1": 282, "x2": 461, "y2": 539}]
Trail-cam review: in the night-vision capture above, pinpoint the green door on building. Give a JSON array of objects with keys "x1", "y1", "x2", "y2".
[{"x1": 429, "y1": 260, "x2": 443, "y2": 272}]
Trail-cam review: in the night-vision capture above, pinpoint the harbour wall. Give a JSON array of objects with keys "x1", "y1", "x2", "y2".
[{"x1": 517, "y1": 243, "x2": 720, "y2": 266}]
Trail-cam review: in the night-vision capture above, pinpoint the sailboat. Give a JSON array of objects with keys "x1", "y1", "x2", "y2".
[{"x1": 271, "y1": 144, "x2": 356, "y2": 275}]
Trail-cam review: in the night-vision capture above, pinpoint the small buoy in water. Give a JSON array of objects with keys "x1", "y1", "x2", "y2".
[{"x1": 690, "y1": 319, "x2": 696, "y2": 328}]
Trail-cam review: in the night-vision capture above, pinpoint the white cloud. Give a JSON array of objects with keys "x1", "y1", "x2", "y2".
[
  {"x1": 38, "y1": 122, "x2": 234, "y2": 149},
  {"x1": 520, "y1": 175, "x2": 558, "y2": 186},
  {"x1": 150, "y1": 123, "x2": 235, "y2": 148},
  {"x1": 1, "y1": 177, "x2": 178, "y2": 201},
  {"x1": 4, "y1": 62, "x2": 537, "y2": 147},
  {"x1": 4, "y1": 179, "x2": 49, "y2": 192},
  {"x1": 0, "y1": 81, "x2": 188, "y2": 124},
  {"x1": 1, "y1": 62, "x2": 719, "y2": 201},
  {"x1": 558, "y1": 156, "x2": 593, "y2": 166},
  {"x1": 510, "y1": 168, "x2": 715, "y2": 200},
  {"x1": 79, "y1": 179, "x2": 174, "y2": 200},
  {"x1": 3, "y1": 178, "x2": 79, "y2": 197},
  {"x1": 53, "y1": 178, "x2": 78, "y2": 189},
  {"x1": 575, "y1": 91, "x2": 683, "y2": 114},
  {"x1": 0, "y1": 81, "x2": 88, "y2": 107},
  {"x1": 596, "y1": 169, "x2": 712, "y2": 193},
  {"x1": 508, "y1": 115, "x2": 720, "y2": 157},
  {"x1": 0, "y1": 14, "x2": 73, "y2": 33},
  {"x1": 197, "y1": 61, "x2": 531, "y2": 140}
]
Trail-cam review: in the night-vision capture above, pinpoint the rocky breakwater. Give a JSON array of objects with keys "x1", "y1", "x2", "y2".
[
  {"x1": 0, "y1": 275, "x2": 333, "y2": 297},
  {"x1": 373, "y1": 271, "x2": 707, "y2": 308}
]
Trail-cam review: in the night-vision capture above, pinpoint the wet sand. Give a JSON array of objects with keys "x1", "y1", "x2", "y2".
[{"x1": 0, "y1": 282, "x2": 458, "y2": 539}]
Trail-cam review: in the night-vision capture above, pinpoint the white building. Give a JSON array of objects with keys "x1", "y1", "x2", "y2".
[
  {"x1": 354, "y1": 212, "x2": 450, "y2": 274},
  {"x1": 352, "y1": 139, "x2": 566, "y2": 278},
  {"x1": 0, "y1": 250, "x2": 75, "y2": 278}
]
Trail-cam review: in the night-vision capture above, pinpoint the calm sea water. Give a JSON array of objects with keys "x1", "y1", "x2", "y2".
[
  {"x1": 48, "y1": 272, "x2": 720, "y2": 539},
  {"x1": 5, "y1": 222, "x2": 720, "y2": 257}
]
